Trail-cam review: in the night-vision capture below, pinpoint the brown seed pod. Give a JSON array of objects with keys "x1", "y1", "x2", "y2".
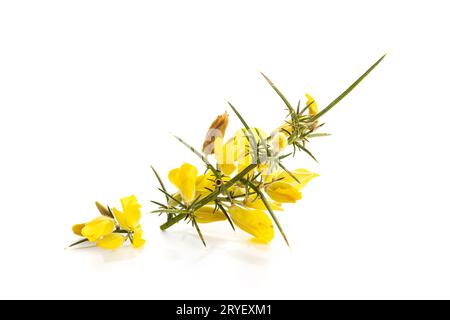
[{"x1": 202, "y1": 112, "x2": 229, "y2": 155}]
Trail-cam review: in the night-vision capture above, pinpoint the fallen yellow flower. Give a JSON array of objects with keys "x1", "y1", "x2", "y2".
[
  {"x1": 96, "y1": 233, "x2": 126, "y2": 250},
  {"x1": 72, "y1": 223, "x2": 85, "y2": 237},
  {"x1": 79, "y1": 216, "x2": 115, "y2": 242},
  {"x1": 132, "y1": 227, "x2": 146, "y2": 248},
  {"x1": 70, "y1": 196, "x2": 145, "y2": 250}
]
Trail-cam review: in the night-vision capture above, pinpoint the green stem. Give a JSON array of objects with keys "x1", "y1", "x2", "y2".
[
  {"x1": 311, "y1": 54, "x2": 386, "y2": 121},
  {"x1": 192, "y1": 163, "x2": 257, "y2": 210},
  {"x1": 160, "y1": 213, "x2": 187, "y2": 230}
]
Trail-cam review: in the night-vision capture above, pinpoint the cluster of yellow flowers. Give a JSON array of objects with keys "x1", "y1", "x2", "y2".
[
  {"x1": 70, "y1": 195, "x2": 145, "y2": 249},
  {"x1": 163, "y1": 100, "x2": 319, "y2": 244},
  {"x1": 169, "y1": 165, "x2": 318, "y2": 243},
  {"x1": 68, "y1": 54, "x2": 385, "y2": 250}
]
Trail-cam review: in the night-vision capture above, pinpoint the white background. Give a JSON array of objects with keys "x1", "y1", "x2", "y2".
[{"x1": 1, "y1": 0, "x2": 449, "y2": 299}]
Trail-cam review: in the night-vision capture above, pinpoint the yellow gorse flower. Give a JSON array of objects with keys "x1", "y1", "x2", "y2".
[
  {"x1": 265, "y1": 181, "x2": 302, "y2": 203},
  {"x1": 305, "y1": 93, "x2": 318, "y2": 116},
  {"x1": 167, "y1": 169, "x2": 231, "y2": 207},
  {"x1": 211, "y1": 127, "x2": 269, "y2": 177},
  {"x1": 131, "y1": 226, "x2": 146, "y2": 248},
  {"x1": 80, "y1": 216, "x2": 115, "y2": 242},
  {"x1": 96, "y1": 233, "x2": 126, "y2": 250},
  {"x1": 169, "y1": 163, "x2": 198, "y2": 204},
  {"x1": 213, "y1": 137, "x2": 237, "y2": 175},
  {"x1": 273, "y1": 96, "x2": 318, "y2": 140},
  {"x1": 272, "y1": 168, "x2": 319, "y2": 190},
  {"x1": 195, "y1": 170, "x2": 216, "y2": 195},
  {"x1": 194, "y1": 206, "x2": 227, "y2": 223},
  {"x1": 229, "y1": 205, "x2": 275, "y2": 243},
  {"x1": 168, "y1": 170, "x2": 214, "y2": 207},
  {"x1": 265, "y1": 169, "x2": 318, "y2": 203},
  {"x1": 113, "y1": 195, "x2": 142, "y2": 231},
  {"x1": 71, "y1": 195, "x2": 145, "y2": 250}
]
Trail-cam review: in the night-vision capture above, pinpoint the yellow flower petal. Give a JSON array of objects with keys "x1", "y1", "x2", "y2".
[
  {"x1": 271, "y1": 132, "x2": 288, "y2": 153},
  {"x1": 277, "y1": 122, "x2": 293, "y2": 136},
  {"x1": 273, "y1": 168, "x2": 319, "y2": 191},
  {"x1": 81, "y1": 216, "x2": 115, "y2": 242},
  {"x1": 265, "y1": 181, "x2": 303, "y2": 203},
  {"x1": 113, "y1": 208, "x2": 127, "y2": 230},
  {"x1": 113, "y1": 195, "x2": 142, "y2": 231},
  {"x1": 96, "y1": 234, "x2": 125, "y2": 250},
  {"x1": 229, "y1": 206, "x2": 274, "y2": 243},
  {"x1": 214, "y1": 137, "x2": 237, "y2": 175},
  {"x1": 169, "y1": 163, "x2": 198, "y2": 204},
  {"x1": 132, "y1": 227, "x2": 146, "y2": 248},
  {"x1": 72, "y1": 223, "x2": 85, "y2": 237},
  {"x1": 305, "y1": 93, "x2": 318, "y2": 116},
  {"x1": 219, "y1": 163, "x2": 237, "y2": 176},
  {"x1": 121, "y1": 195, "x2": 141, "y2": 214},
  {"x1": 194, "y1": 206, "x2": 227, "y2": 223},
  {"x1": 196, "y1": 170, "x2": 216, "y2": 194}
]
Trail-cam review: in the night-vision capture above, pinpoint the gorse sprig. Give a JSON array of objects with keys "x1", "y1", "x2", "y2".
[
  {"x1": 68, "y1": 54, "x2": 385, "y2": 250},
  {"x1": 151, "y1": 55, "x2": 386, "y2": 246}
]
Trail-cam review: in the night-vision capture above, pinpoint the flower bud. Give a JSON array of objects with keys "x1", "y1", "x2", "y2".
[
  {"x1": 95, "y1": 201, "x2": 113, "y2": 218},
  {"x1": 305, "y1": 94, "x2": 318, "y2": 116}
]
